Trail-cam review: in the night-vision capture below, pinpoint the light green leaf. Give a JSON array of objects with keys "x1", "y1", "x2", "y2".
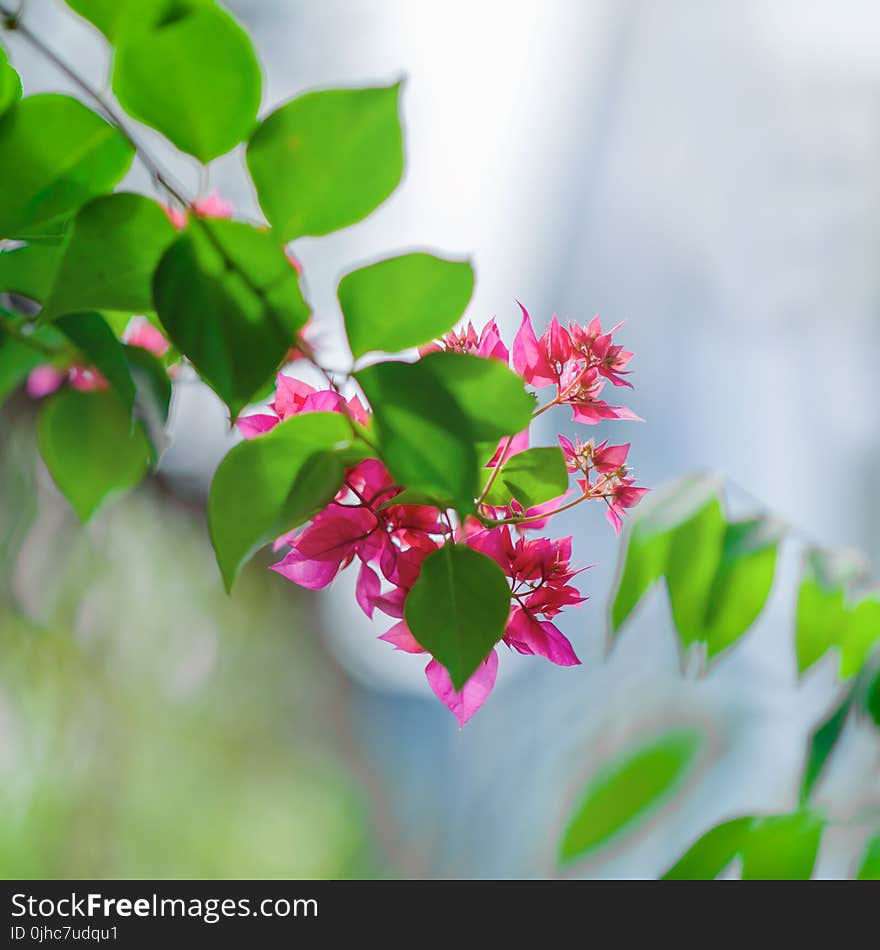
[
  {"x1": 0, "y1": 45, "x2": 21, "y2": 118},
  {"x1": 339, "y1": 252, "x2": 474, "y2": 358},
  {"x1": 610, "y1": 473, "x2": 721, "y2": 632},
  {"x1": 483, "y1": 446, "x2": 569, "y2": 509},
  {"x1": 356, "y1": 359, "x2": 477, "y2": 511},
  {"x1": 840, "y1": 596, "x2": 880, "y2": 679},
  {"x1": 558, "y1": 729, "x2": 703, "y2": 866},
  {"x1": 37, "y1": 389, "x2": 151, "y2": 520},
  {"x1": 0, "y1": 94, "x2": 133, "y2": 236},
  {"x1": 856, "y1": 832, "x2": 880, "y2": 880},
  {"x1": 247, "y1": 84, "x2": 403, "y2": 240},
  {"x1": 208, "y1": 412, "x2": 351, "y2": 592},
  {"x1": 404, "y1": 544, "x2": 510, "y2": 690},
  {"x1": 0, "y1": 242, "x2": 65, "y2": 304},
  {"x1": 796, "y1": 548, "x2": 864, "y2": 675},
  {"x1": 740, "y1": 811, "x2": 824, "y2": 880},
  {"x1": 113, "y1": 5, "x2": 261, "y2": 162},
  {"x1": 662, "y1": 817, "x2": 753, "y2": 880},
  {"x1": 152, "y1": 219, "x2": 309, "y2": 417},
  {"x1": 43, "y1": 193, "x2": 176, "y2": 319},
  {"x1": 55, "y1": 311, "x2": 136, "y2": 415},
  {"x1": 64, "y1": 0, "x2": 209, "y2": 42}
]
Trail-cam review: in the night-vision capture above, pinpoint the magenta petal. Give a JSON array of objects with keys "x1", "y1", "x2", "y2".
[
  {"x1": 270, "y1": 550, "x2": 340, "y2": 589},
  {"x1": 425, "y1": 650, "x2": 499, "y2": 727},
  {"x1": 378, "y1": 620, "x2": 425, "y2": 654},
  {"x1": 236, "y1": 413, "x2": 279, "y2": 439},
  {"x1": 504, "y1": 608, "x2": 580, "y2": 666},
  {"x1": 512, "y1": 302, "x2": 555, "y2": 388},
  {"x1": 26, "y1": 365, "x2": 65, "y2": 398},
  {"x1": 355, "y1": 562, "x2": 381, "y2": 618}
]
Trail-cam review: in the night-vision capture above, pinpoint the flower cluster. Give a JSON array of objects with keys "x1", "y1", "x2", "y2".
[{"x1": 241, "y1": 305, "x2": 648, "y2": 726}]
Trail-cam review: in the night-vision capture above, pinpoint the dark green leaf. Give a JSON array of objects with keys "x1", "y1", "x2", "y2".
[
  {"x1": 55, "y1": 311, "x2": 136, "y2": 415},
  {"x1": 0, "y1": 94, "x2": 133, "y2": 236},
  {"x1": 123, "y1": 344, "x2": 171, "y2": 422},
  {"x1": 864, "y1": 666, "x2": 880, "y2": 727},
  {"x1": 152, "y1": 219, "x2": 309, "y2": 417},
  {"x1": 404, "y1": 544, "x2": 510, "y2": 690},
  {"x1": 663, "y1": 817, "x2": 753, "y2": 880},
  {"x1": 417, "y1": 351, "x2": 534, "y2": 442},
  {"x1": 0, "y1": 242, "x2": 64, "y2": 304},
  {"x1": 740, "y1": 811, "x2": 824, "y2": 880},
  {"x1": 800, "y1": 689, "x2": 854, "y2": 804},
  {"x1": 37, "y1": 389, "x2": 151, "y2": 520},
  {"x1": 208, "y1": 412, "x2": 351, "y2": 592},
  {"x1": 610, "y1": 473, "x2": 721, "y2": 632},
  {"x1": 43, "y1": 193, "x2": 176, "y2": 319},
  {"x1": 247, "y1": 84, "x2": 403, "y2": 240},
  {"x1": 856, "y1": 832, "x2": 880, "y2": 880},
  {"x1": 0, "y1": 331, "x2": 50, "y2": 405},
  {"x1": 483, "y1": 446, "x2": 569, "y2": 509},
  {"x1": 558, "y1": 729, "x2": 703, "y2": 866},
  {"x1": 338, "y1": 252, "x2": 474, "y2": 358},
  {"x1": 113, "y1": 5, "x2": 261, "y2": 162},
  {"x1": 356, "y1": 360, "x2": 478, "y2": 511},
  {"x1": 0, "y1": 46, "x2": 21, "y2": 118}
]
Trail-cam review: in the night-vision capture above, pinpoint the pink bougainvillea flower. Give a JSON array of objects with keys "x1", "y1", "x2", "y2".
[
  {"x1": 558, "y1": 363, "x2": 641, "y2": 425},
  {"x1": 68, "y1": 366, "x2": 108, "y2": 392},
  {"x1": 570, "y1": 317, "x2": 634, "y2": 388},
  {"x1": 420, "y1": 318, "x2": 510, "y2": 364},
  {"x1": 512, "y1": 302, "x2": 556, "y2": 387},
  {"x1": 26, "y1": 365, "x2": 65, "y2": 398},
  {"x1": 425, "y1": 651, "x2": 499, "y2": 728},
  {"x1": 192, "y1": 192, "x2": 234, "y2": 219},
  {"x1": 123, "y1": 316, "x2": 170, "y2": 357},
  {"x1": 486, "y1": 427, "x2": 529, "y2": 468},
  {"x1": 602, "y1": 479, "x2": 650, "y2": 534}
]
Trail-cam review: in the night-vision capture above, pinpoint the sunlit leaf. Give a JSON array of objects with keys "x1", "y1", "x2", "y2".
[
  {"x1": 558, "y1": 729, "x2": 703, "y2": 866},
  {"x1": 483, "y1": 446, "x2": 569, "y2": 510},
  {"x1": 0, "y1": 95, "x2": 133, "y2": 236},
  {"x1": 663, "y1": 817, "x2": 752, "y2": 880},
  {"x1": 0, "y1": 242, "x2": 64, "y2": 304},
  {"x1": 64, "y1": 0, "x2": 209, "y2": 42},
  {"x1": 740, "y1": 811, "x2": 824, "y2": 880},
  {"x1": 0, "y1": 45, "x2": 21, "y2": 118},
  {"x1": 37, "y1": 389, "x2": 151, "y2": 520},
  {"x1": 405, "y1": 544, "x2": 510, "y2": 690},
  {"x1": 208, "y1": 412, "x2": 352, "y2": 592},
  {"x1": 248, "y1": 84, "x2": 403, "y2": 240},
  {"x1": 856, "y1": 832, "x2": 880, "y2": 880},
  {"x1": 338, "y1": 252, "x2": 474, "y2": 358},
  {"x1": 113, "y1": 5, "x2": 261, "y2": 162}
]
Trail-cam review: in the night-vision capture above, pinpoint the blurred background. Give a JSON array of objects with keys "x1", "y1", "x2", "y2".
[{"x1": 2, "y1": 0, "x2": 880, "y2": 878}]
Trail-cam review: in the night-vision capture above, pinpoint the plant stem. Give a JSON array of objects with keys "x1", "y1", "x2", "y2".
[{"x1": 0, "y1": 312, "x2": 64, "y2": 356}]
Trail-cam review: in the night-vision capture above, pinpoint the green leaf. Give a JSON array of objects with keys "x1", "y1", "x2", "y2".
[
  {"x1": 800, "y1": 689, "x2": 853, "y2": 804},
  {"x1": 0, "y1": 46, "x2": 21, "y2": 118},
  {"x1": 54, "y1": 311, "x2": 136, "y2": 415},
  {"x1": 208, "y1": 412, "x2": 351, "y2": 592},
  {"x1": 864, "y1": 665, "x2": 880, "y2": 728},
  {"x1": 484, "y1": 446, "x2": 569, "y2": 509},
  {"x1": 840, "y1": 596, "x2": 880, "y2": 679},
  {"x1": 37, "y1": 389, "x2": 151, "y2": 520},
  {"x1": 662, "y1": 817, "x2": 753, "y2": 880},
  {"x1": 247, "y1": 84, "x2": 403, "y2": 241},
  {"x1": 43, "y1": 193, "x2": 176, "y2": 319},
  {"x1": 152, "y1": 219, "x2": 309, "y2": 417},
  {"x1": 338, "y1": 253, "x2": 474, "y2": 358},
  {"x1": 0, "y1": 331, "x2": 50, "y2": 405},
  {"x1": 796, "y1": 548, "x2": 864, "y2": 675},
  {"x1": 0, "y1": 94, "x2": 133, "y2": 236},
  {"x1": 0, "y1": 242, "x2": 64, "y2": 304},
  {"x1": 112, "y1": 5, "x2": 261, "y2": 162},
  {"x1": 64, "y1": 0, "x2": 209, "y2": 42},
  {"x1": 856, "y1": 832, "x2": 880, "y2": 880},
  {"x1": 740, "y1": 811, "x2": 824, "y2": 880},
  {"x1": 702, "y1": 517, "x2": 782, "y2": 659},
  {"x1": 558, "y1": 729, "x2": 703, "y2": 866},
  {"x1": 356, "y1": 360, "x2": 478, "y2": 511},
  {"x1": 610, "y1": 473, "x2": 721, "y2": 632},
  {"x1": 404, "y1": 544, "x2": 510, "y2": 690},
  {"x1": 417, "y1": 351, "x2": 535, "y2": 442},
  {"x1": 124, "y1": 344, "x2": 172, "y2": 422}
]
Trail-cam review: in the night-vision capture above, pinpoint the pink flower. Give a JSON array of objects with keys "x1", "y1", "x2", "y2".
[
  {"x1": 68, "y1": 367, "x2": 107, "y2": 392},
  {"x1": 426, "y1": 651, "x2": 499, "y2": 728},
  {"x1": 420, "y1": 318, "x2": 510, "y2": 363},
  {"x1": 602, "y1": 479, "x2": 650, "y2": 534},
  {"x1": 163, "y1": 191, "x2": 234, "y2": 230},
  {"x1": 570, "y1": 317, "x2": 634, "y2": 388},
  {"x1": 123, "y1": 316, "x2": 169, "y2": 357},
  {"x1": 467, "y1": 525, "x2": 584, "y2": 666},
  {"x1": 26, "y1": 365, "x2": 65, "y2": 398},
  {"x1": 512, "y1": 302, "x2": 556, "y2": 387}
]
